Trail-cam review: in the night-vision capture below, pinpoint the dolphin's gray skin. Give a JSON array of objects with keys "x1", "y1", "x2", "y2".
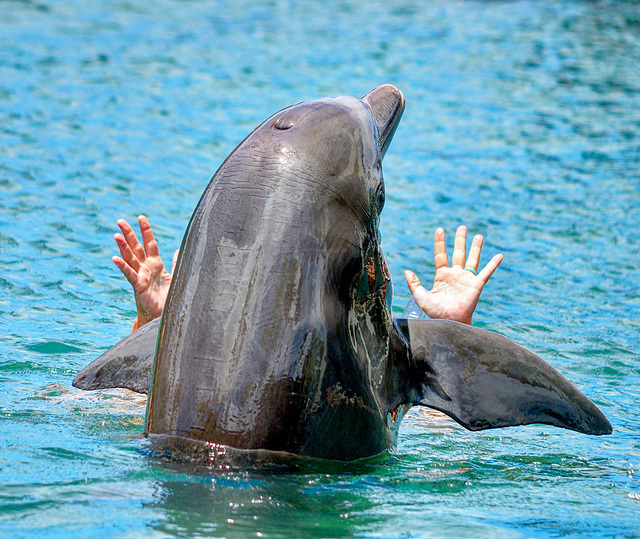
[
  {"x1": 74, "y1": 85, "x2": 611, "y2": 461},
  {"x1": 73, "y1": 317, "x2": 159, "y2": 395}
]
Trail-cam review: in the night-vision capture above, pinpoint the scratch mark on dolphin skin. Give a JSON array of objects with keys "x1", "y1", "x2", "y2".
[{"x1": 326, "y1": 383, "x2": 374, "y2": 414}]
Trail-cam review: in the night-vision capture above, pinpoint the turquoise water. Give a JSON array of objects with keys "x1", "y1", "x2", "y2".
[{"x1": 1, "y1": 0, "x2": 639, "y2": 536}]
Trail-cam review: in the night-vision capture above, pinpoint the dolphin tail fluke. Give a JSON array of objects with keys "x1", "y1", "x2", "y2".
[
  {"x1": 72, "y1": 317, "x2": 159, "y2": 395},
  {"x1": 391, "y1": 319, "x2": 612, "y2": 435}
]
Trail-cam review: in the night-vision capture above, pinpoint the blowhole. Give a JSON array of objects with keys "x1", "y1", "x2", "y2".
[{"x1": 273, "y1": 118, "x2": 294, "y2": 130}]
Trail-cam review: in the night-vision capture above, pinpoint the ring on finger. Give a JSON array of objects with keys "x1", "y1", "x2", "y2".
[{"x1": 464, "y1": 267, "x2": 477, "y2": 275}]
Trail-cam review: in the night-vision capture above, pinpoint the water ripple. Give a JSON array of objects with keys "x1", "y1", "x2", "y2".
[{"x1": 1, "y1": 0, "x2": 639, "y2": 537}]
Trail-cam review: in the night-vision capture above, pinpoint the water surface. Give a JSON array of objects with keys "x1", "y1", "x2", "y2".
[{"x1": 1, "y1": 0, "x2": 639, "y2": 537}]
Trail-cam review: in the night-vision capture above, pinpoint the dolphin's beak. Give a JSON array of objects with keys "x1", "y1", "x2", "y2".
[{"x1": 362, "y1": 85, "x2": 405, "y2": 158}]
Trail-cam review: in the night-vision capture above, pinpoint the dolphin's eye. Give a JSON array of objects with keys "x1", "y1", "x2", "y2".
[{"x1": 375, "y1": 183, "x2": 385, "y2": 211}]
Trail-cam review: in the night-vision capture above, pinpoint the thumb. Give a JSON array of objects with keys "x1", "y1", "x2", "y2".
[
  {"x1": 404, "y1": 270, "x2": 421, "y2": 295},
  {"x1": 405, "y1": 269, "x2": 430, "y2": 311}
]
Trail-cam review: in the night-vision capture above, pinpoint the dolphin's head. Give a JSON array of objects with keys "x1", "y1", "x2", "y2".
[
  {"x1": 247, "y1": 86, "x2": 405, "y2": 329},
  {"x1": 247, "y1": 85, "x2": 405, "y2": 238}
]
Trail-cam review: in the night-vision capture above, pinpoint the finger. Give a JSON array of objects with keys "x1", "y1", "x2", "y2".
[
  {"x1": 465, "y1": 234, "x2": 483, "y2": 272},
  {"x1": 171, "y1": 249, "x2": 180, "y2": 275},
  {"x1": 477, "y1": 253, "x2": 504, "y2": 284},
  {"x1": 114, "y1": 233, "x2": 141, "y2": 272},
  {"x1": 404, "y1": 270, "x2": 421, "y2": 295},
  {"x1": 433, "y1": 228, "x2": 448, "y2": 270},
  {"x1": 405, "y1": 270, "x2": 429, "y2": 310},
  {"x1": 117, "y1": 218, "x2": 146, "y2": 262},
  {"x1": 138, "y1": 215, "x2": 160, "y2": 259},
  {"x1": 112, "y1": 255, "x2": 138, "y2": 286},
  {"x1": 452, "y1": 226, "x2": 467, "y2": 268},
  {"x1": 115, "y1": 218, "x2": 134, "y2": 237}
]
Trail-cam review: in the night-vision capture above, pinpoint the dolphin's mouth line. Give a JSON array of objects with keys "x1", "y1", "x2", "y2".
[{"x1": 279, "y1": 165, "x2": 376, "y2": 231}]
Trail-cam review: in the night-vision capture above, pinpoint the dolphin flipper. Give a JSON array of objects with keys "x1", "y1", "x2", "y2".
[
  {"x1": 72, "y1": 318, "x2": 159, "y2": 394},
  {"x1": 392, "y1": 319, "x2": 612, "y2": 435}
]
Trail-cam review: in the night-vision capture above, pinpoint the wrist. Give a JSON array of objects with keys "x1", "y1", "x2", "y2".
[{"x1": 135, "y1": 306, "x2": 154, "y2": 328}]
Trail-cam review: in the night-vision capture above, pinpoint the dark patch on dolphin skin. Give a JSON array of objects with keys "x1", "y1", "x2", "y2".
[{"x1": 74, "y1": 85, "x2": 611, "y2": 461}]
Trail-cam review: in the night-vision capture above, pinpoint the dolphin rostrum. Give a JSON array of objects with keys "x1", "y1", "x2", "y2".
[{"x1": 74, "y1": 85, "x2": 611, "y2": 461}]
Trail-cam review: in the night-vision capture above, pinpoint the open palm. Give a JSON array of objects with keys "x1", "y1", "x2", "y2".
[
  {"x1": 112, "y1": 216, "x2": 178, "y2": 331},
  {"x1": 405, "y1": 226, "x2": 503, "y2": 325}
]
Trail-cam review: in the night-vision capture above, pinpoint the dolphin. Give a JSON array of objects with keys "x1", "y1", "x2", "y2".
[{"x1": 73, "y1": 85, "x2": 611, "y2": 461}]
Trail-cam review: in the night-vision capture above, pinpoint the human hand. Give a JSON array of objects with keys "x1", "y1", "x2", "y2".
[
  {"x1": 404, "y1": 226, "x2": 503, "y2": 325},
  {"x1": 112, "y1": 216, "x2": 178, "y2": 330}
]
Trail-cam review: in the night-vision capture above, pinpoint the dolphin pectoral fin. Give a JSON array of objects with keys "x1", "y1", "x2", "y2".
[
  {"x1": 391, "y1": 319, "x2": 612, "y2": 435},
  {"x1": 72, "y1": 317, "x2": 159, "y2": 394}
]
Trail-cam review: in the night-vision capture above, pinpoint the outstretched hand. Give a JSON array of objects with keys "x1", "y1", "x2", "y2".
[
  {"x1": 112, "y1": 216, "x2": 178, "y2": 331},
  {"x1": 405, "y1": 226, "x2": 503, "y2": 325}
]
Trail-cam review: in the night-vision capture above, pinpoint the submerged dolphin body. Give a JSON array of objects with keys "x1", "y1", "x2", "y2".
[{"x1": 74, "y1": 85, "x2": 611, "y2": 460}]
